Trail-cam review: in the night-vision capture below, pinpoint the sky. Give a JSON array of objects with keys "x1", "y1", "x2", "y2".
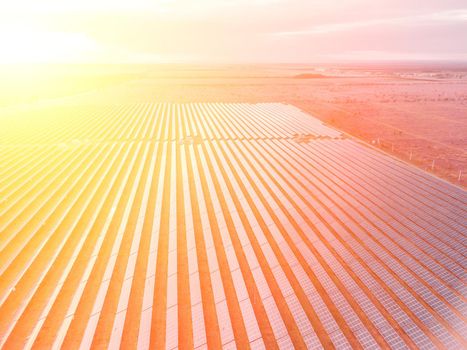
[{"x1": 0, "y1": 0, "x2": 466, "y2": 63}]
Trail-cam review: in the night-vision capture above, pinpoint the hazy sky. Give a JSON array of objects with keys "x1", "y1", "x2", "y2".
[{"x1": 1, "y1": 0, "x2": 466, "y2": 63}]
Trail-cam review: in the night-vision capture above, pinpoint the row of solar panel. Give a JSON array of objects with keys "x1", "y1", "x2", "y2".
[{"x1": 0, "y1": 103, "x2": 465, "y2": 349}]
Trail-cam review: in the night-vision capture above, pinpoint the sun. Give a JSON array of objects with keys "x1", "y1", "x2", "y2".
[{"x1": 0, "y1": 23, "x2": 99, "y2": 64}]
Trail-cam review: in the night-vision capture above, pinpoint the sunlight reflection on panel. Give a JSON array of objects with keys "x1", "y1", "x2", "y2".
[{"x1": 0, "y1": 103, "x2": 466, "y2": 349}]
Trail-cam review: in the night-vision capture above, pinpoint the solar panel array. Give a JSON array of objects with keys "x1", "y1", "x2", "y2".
[{"x1": 0, "y1": 103, "x2": 466, "y2": 349}]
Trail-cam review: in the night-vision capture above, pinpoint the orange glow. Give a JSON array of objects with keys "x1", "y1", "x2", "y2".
[{"x1": 1, "y1": 1, "x2": 466, "y2": 349}]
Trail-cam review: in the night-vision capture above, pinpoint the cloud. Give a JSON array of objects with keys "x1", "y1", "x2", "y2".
[
  {"x1": 1, "y1": 1, "x2": 466, "y2": 63},
  {"x1": 273, "y1": 9, "x2": 467, "y2": 36}
]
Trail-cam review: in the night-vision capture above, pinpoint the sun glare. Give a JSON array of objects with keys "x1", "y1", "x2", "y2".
[
  {"x1": 0, "y1": 24, "x2": 98, "y2": 64},
  {"x1": 0, "y1": 0, "x2": 466, "y2": 349}
]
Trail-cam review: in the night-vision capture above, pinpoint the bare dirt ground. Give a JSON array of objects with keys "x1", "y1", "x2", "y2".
[{"x1": 2, "y1": 64, "x2": 466, "y2": 186}]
